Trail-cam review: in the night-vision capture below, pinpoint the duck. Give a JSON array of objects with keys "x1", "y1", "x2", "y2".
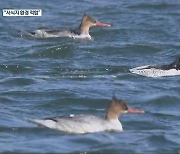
[
  {"x1": 25, "y1": 14, "x2": 111, "y2": 40},
  {"x1": 130, "y1": 57, "x2": 180, "y2": 77},
  {"x1": 30, "y1": 96, "x2": 144, "y2": 134}
]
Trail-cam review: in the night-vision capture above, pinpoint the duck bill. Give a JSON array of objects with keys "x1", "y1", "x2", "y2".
[
  {"x1": 96, "y1": 21, "x2": 111, "y2": 27},
  {"x1": 127, "y1": 108, "x2": 145, "y2": 114}
]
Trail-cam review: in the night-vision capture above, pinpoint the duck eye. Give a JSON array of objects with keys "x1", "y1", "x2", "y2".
[{"x1": 124, "y1": 105, "x2": 128, "y2": 110}]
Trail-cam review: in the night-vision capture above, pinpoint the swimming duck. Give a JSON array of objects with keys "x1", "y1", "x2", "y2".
[
  {"x1": 30, "y1": 96, "x2": 144, "y2": 134},
  {"x1": 25, "y1": 14, "x2": 111, "y2": 40},
  {"x1": 130, "y1": 57, "x2": 180, "y2": 77}
]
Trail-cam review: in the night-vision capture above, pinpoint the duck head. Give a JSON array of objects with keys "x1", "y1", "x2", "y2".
[
  {"x1": 106, "y1": 96, "x2": 144, "y2": 120},
  {"x1": 79, "y1": 14, "x2": 111, "y2": 35}
]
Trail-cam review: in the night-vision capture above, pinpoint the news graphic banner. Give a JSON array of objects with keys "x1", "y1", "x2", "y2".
[{"x1": 3, "y1": 9, "x2": 42, "y2": 16}]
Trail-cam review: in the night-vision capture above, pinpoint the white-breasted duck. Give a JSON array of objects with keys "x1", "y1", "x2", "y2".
[
  {"x1": 130, "y1": 57, "x2": 180, "y2": 77},
  {"x1": 26, "y1": 14, "x2": 111, "y2": 40},
  {"x1": 30, "y1": 96, "x2": 144, "y2": 134}
]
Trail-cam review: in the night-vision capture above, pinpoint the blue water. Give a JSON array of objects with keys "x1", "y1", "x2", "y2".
[{"x1": 0, "y1": 0, "x2": 180, "y2": 153}]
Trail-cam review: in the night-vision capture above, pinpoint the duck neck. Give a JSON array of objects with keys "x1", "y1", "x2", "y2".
[
  {"x1": 79, "y1": 23, "x2": 90, "y2": 35},
  {"x1": 105, "y1": 111, "x2": 119, "y2": 121}
]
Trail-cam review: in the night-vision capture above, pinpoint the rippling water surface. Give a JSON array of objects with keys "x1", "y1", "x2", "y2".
[{"x1": 0, "y1": 0, "x2": 180, "y2": 153}]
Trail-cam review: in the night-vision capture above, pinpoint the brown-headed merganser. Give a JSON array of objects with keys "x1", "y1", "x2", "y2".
[
  {"x1": 130, "y1": 57, "x2": 180, "y2": 77},
  {"x1": 26, "y1": 14, "x2": 111, "y2": 40},
  {"x1": 30, "y1": 96, "x2": 144, "y2": 134}
]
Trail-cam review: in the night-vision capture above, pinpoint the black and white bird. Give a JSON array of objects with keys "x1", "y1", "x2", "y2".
[{"x1": 130, "y1": 57, "x2": 180, "y2": 77}]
